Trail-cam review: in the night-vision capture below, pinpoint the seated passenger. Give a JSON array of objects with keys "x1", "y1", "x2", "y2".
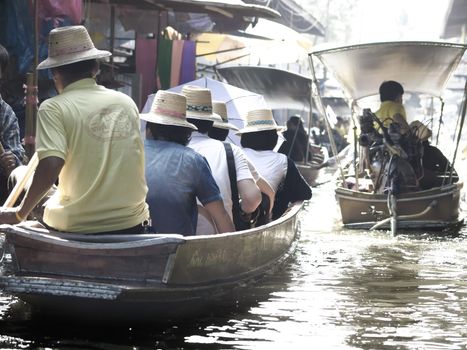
[
  {"x1": 209, "y1": 101, "x2": 275, "y2": 227},
  {"x1": 410, "y1": 121, "x2": 458, "y2": 190},
  {"x1": 238, "y1": 108, "x2": 312, "y2": 220},
  {"x1": 142, "y1": 90, "x2": 234, "y2": 235},
  {"x1": 207, "y1": 100, "x2": 238, "y2": 142},
  {"x1": 0, "y1": 44, "x2": 26, "y2": 203},
  {"x1": 278, "y1": 115, "x2": 309, "y2": 162},
  {"x1": 0, "y1": 26, "x2": 149, "y2": 232},
  {"x1": 181, "y1": 86, "x2": 261, "y2": 234},
  {"x1": 375, "y1": 80, "x2": 410, "y2": 134}
]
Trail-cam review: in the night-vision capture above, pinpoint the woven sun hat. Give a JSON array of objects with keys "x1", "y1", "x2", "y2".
[
  {"x1": 181, "y1": 85, "x2": 223, "y2": 122},
  {"x1": 410, "y1": 120, "x2": 432, "y2": 141},
  {"x1": 140, "y1": 90, "x2": 197, "y2": 130},
  {"x1": 37, "y1": 25, "x2": 111, "y2": 70},
  {"x1": 212, "y1": 101, "x2": 239, "y2": 131},
  {"x1": 236, "y1": 108, "x2": 284, "y2": 135}
]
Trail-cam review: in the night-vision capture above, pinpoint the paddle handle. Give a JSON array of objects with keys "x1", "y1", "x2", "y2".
[{"x1": 3, "y1": 152, "x2": 39, "y2": 208}]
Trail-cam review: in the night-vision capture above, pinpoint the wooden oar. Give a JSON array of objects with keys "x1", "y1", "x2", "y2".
[{"x1": 3, "y1": 152, "x2": 39, "y2": 208}]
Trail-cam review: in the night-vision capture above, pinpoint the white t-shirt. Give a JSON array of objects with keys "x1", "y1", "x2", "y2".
[
  {"x1": 233, "y1": 143, "x2": 260, "y2": 181},
  {"x1": 242, "y1": 148, "x2": 288, "y2": 192},
  {"x1": 188, "y1": 133, "x2": 254, "y2": 234}
]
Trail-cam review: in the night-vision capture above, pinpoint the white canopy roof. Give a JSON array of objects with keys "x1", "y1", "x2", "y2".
[{"x1": 311, "y1": 41, "x2": 467, "y2": 101}]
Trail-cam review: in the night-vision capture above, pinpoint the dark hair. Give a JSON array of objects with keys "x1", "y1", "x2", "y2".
[
  {"x1": 0, "y1": 44, "x2": 9, "y2": 75},
  {"x1": 379, "y1": 80, "x2": 404, "y2": 102},
  {"x1": 288, "y1": 115, "x2": 302, "y2": 126},
  {"x1": 52, "y1": 59, "x2": 98, "y2": 82},
  {"x1": 208, "y1": 127, "x2": 229, "y2": 141},
  {"x1": 146, "y1": 122, "x2": 192, "y2": 146},
  {"x1": 240, "y1": 129, "x2": 278, "y2": 151},
  {"x1": 187, "y1": 118, "x2": 213, "y2": 134}
]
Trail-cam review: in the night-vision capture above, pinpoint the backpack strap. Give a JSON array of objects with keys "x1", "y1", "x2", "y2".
[{"x1": 223, "y1": 142, "x2": 244, "y2": 230}]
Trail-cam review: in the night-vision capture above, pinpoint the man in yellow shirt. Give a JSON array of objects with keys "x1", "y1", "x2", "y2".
[
  {"x1": 375, "y1": 80, "x2": 410, "y2": 134},
  {"x1": 0, "y1": 26, "x2": 149, "y2": 233}
]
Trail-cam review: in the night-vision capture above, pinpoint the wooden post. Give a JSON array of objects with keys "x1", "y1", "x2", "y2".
[
  {"x1": 24, "y1": 0, "x2": 39, "y2": 159},
  {"x1": 24, "y1": 73, "x2": 37, "y2": 159}
]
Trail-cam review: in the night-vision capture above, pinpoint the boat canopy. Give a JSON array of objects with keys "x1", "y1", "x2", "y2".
[
  {"x1": 311, "y1": 41, "x2": 467, "y2": 101},
  {"x1": 218, "y1": 66, "x2": 313, "y2": 111}
]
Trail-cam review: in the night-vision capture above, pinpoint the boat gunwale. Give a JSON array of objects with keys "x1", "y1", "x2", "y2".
[
  {"x1": 1, "y1": 202, "x2": 304, "y2": 250},
  {"x1": 335, "y1": 182, "x2": 462, "y2": 203}
]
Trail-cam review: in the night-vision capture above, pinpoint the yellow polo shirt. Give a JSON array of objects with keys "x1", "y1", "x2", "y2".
[
  {"x1": 375, "y1": 100, "x2": 407, "y2": 128},
  {"x1": 36, "y1": 78, "x2": 149, "y2": 233}
]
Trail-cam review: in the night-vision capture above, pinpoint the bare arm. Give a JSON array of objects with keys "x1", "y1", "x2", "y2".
[
  {"x1": 255, "y1": 176, "x2": 275, "y2": 213},
  {"x1": 0, "y1": 156, "x2": 63, "y2": 224},
  {"x1": 237, "y1": 178, "x2": 261, "y2": 214},
  {"x1": 204, "y1": 200, "x2": 235, "y2": 233}
]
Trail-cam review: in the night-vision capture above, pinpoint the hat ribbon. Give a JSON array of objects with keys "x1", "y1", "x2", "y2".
[
  {"x1": 153, "y1": 107, "x2": 185, "y2": 119},
  {"x1": 187, "y1": 104, "x2": 212, "y2": 113},
  {"x1": 53, "y1": 45, "x2": 93, "y2": 56},
  {"x1": 247, "y1": 120, "x2": 275, "y2": 126}
]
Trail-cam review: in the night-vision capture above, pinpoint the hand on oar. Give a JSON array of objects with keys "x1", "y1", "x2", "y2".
[{"x1": 0, "y1": 151, "x2": 18, "y2": 175}]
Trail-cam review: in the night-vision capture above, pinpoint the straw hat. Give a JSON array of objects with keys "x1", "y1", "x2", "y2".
[
  {"x1": 410, "y1": 120, "x2": 432, "y2": 141},
  {"x1": 181, "y1": 85, "x2": 222, "y2": 122},
  {"x1": 212, "y1": 101, "x2": 239, "y2": 131},
  {"x1": 140, "y1": 90, "x2": 197, "y2": 130},
  {"x1": 236, "y1": 108, "x2": 284, "y2": 134},
  {"x1": 37, "y1": 25, "x2": 111, "y2": 70}
]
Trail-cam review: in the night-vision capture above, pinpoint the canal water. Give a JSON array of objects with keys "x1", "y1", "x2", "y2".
[{"x1": 1, "y1": 176, "x2": 467, "y2": 349}]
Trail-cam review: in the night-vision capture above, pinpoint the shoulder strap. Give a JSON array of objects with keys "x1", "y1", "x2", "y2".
[{"x1": 223, "y1": 142, "x2": 242, "y2": 229}]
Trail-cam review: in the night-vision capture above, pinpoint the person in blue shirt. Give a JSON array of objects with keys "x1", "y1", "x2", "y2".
[{"x1": 141, "y1": 90, "x2": 234, "y2": 235}]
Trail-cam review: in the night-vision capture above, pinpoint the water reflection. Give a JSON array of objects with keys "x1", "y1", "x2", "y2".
[{"x1": 1, "y1": 181, "x2": 467, "y2": 349}]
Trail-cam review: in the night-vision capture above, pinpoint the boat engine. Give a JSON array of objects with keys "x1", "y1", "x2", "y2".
[{"x1": 357, "y1": 109, "x2": 419, "y2": 194}]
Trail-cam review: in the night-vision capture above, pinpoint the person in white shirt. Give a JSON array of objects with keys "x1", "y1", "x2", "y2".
[
  {"x1": 209, "y1": 101, "x2": 275, "y2": 216},
  {"x1": 181, "y1": 86, "x2": 261, "y2": 234},
  {"x1": 238, "y1": 108, "x2": 312, "y2": 220}
]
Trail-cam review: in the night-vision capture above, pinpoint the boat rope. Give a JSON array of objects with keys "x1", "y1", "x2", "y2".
[
  {"x1": 0, "y1": 240, "x2": 5, "y2": 263},
  {"x1": 435, "y1": 98, "x2": 444, "y2": 146},
  {"x1": 370, "y1": 200, "x2": 437, "y2": 231}
]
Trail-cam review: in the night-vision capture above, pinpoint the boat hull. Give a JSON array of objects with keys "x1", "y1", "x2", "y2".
[
  {"x1": 335, "y1": 183, "x2": 463, "y2": 229},
  {"x1": 0, "y1": 202, "x2": 303, "y2": 320},
  {"x1": 296, "y1": 163, "x2": 321, "y2": 186}
]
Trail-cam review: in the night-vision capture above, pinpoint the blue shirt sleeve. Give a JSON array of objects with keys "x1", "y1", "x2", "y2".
[{"x1": 195, "y1": 155, "x2": 223, "y2": 205}]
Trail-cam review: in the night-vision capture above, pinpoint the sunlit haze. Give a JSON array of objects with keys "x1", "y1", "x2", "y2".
[{"x1": 349, "y1": 0, "x2": 449, "y2": 42}]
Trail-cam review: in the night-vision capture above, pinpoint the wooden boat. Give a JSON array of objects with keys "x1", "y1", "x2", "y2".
[
  {"x1": 309, "y1": 41, "x2": 467, "y2": 233},
  {"x1": 296, "y1": 144, "x2": 328, "y2": 186},
  {"x1": 0, "y1": 202, "x2": 302, "y2": 321}
]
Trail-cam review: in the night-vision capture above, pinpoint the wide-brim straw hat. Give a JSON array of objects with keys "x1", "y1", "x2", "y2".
[
  {"x1": 140, "y1": 90, "x2": 197, "y2": 130},
  {"x1": 236, "y1": 108, "x2": 285, "y2": 135},
  {"x1": 212, "y1": 101, "x2": 239, "y2": 131},
  {"x1": 410, "y1": 120, "x2": 432, "y2": 141},
  {"x1": 37, "y1": 25, "x2": 111, "y2": 70},
  {"x1": 181, "y1": 85, "x2": 222, "y2": 122}
]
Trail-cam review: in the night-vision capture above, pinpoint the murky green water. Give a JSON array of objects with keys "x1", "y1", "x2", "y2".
[{"x1": 1, "y1": 179, "x2": 467, "y2": 349}]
